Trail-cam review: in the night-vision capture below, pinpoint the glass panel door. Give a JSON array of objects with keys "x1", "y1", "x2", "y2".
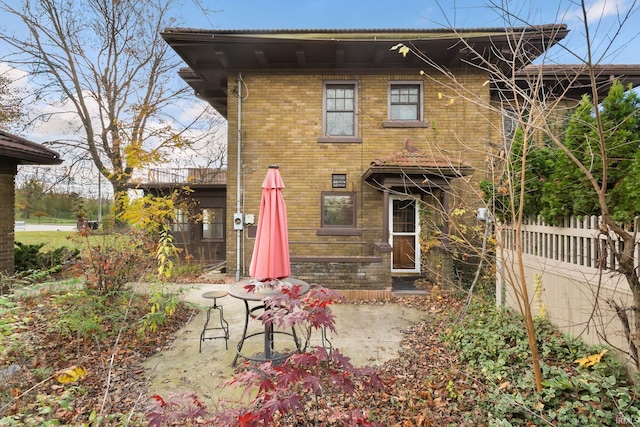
[{"x1": 389, "y1": 196, "x2": 420, "y2": 272}]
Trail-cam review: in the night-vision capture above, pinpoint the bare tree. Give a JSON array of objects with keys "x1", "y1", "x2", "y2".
[
  {"x1": 392, "y1": 0, "x2": 640, "y2": 391},
  {"x1": 0, "y1": 69, "x2": 24, "y2": 129},
  {"x1": 0, "y1": 0, "x2": 225, "y2": 217}
]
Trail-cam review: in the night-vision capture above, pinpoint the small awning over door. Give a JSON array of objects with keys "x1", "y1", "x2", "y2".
[{"x1": 363, "y1": 139, "x2": 474, "y2": 189}]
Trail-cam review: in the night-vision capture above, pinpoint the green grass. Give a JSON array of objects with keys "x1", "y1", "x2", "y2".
[
  {"x1": 15, "y1": 231, "x2": 140, "y2": 254},
  {"x1": 14, "y1": 231, "x2": 78, "y2": 251}
]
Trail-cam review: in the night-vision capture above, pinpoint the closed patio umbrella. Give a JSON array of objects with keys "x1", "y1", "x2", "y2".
[{"x1": 249, "y1": 165, "x2": 290, "y2": 282}]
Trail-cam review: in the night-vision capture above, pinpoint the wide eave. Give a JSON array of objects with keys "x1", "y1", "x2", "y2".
[
  {"x1": 0, "y1": 130, "x2": 62, "y2": 166},
  {"x1": 162, "y1": 26, "x2": 569, "y2": 118}
]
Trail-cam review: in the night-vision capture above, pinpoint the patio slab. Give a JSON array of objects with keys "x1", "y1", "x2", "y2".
[{"x1": 141, "y1": 282, "x2": 428, "y2": 409}]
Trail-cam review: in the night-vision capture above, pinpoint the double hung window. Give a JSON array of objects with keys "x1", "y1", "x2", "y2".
[
  {"x1": 390, "y1": 84, "x2": 421, "y2": 120},
  {"x1": 322, "y1": 82, "x2": 359, "y2": 140},
  {"x1": 384, "y1": 81, "x2": 428, "y2": 128},
  {"x1": 202, "y1": 208, "x2": 224, "y2": 239}
]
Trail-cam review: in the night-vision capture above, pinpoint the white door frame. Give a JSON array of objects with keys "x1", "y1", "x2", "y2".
[{"x1": 389, "y1": 195, "x2": 421, "y2": 273}]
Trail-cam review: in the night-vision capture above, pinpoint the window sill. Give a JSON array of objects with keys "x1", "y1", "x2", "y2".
[
  {"x1": 317, "y1": 136, "x2": 363, "y2": 143},
  {"x1": 316, "y1": 228, "x2": 363, "y2": 236},
  {"x1": 382, "y1": 120, "x2": 430, "y2": 128}
]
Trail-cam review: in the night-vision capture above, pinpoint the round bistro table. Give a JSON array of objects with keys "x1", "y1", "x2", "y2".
[{"x1": 228, "y1": 278, "x2": 310, "y2": 366}]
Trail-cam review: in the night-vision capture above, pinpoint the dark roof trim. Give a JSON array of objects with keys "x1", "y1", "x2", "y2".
[
  {"x1": 162, "y1": 25, "x2": 569, "y2": 118},
  {"x1": 162, "y1": 25, "x2": 567, "y2": 38},
  {"x1": 0, "y1": 130, "x2": 62, "y2": 165}
]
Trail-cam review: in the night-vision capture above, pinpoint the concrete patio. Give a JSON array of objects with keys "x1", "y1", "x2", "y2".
[{"x1": 141, "y1": 282, "x2": 428, "y2": 409}]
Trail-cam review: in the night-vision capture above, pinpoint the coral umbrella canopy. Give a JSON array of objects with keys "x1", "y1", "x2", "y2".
[{"x1": 249, "y1": 166, "x2": 291, "y2": 282}]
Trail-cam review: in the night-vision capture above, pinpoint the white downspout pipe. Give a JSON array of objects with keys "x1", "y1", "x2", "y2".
[{"x1": 235, "y1": 73, "x2": 243, "y2": 281}]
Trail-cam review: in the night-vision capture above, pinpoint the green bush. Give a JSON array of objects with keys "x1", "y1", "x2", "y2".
[
  {"x1": 48, "y1": 290, "x2": 132, "y2": 341},
  {"x1": 445, "y1": 303, "x2": 640, "y2": 425},
  {"x1": 14, "y1": 242, "x2": 79, "y2": 273}
]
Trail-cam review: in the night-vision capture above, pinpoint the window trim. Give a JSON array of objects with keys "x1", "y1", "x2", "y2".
[
  {"x1": 382, "y1": 81, "x2": 429, "y2": 128},
  {"x1": 320, "y1": 191, "x2": 357, "y2": 229},
  {"x1": 320, "y1": 80, "x2": 360, "y2": 142},
  {"x1": 201, "y1": 207, "x2": 224, "y2": 241}
]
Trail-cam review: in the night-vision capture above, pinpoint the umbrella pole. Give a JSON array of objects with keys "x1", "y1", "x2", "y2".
[{"x1": 265, "y1": 323, "x2": 272, "y2": 360}]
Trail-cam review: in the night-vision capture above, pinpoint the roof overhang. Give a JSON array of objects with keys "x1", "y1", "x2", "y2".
[
  {"x1": 0, "y1": 130, "x2": 62, "y2": 166},
  {"x1": 493, "y1": 64, "x2": 640, "y2": 102},
  {"x1": 363, "y1": 165, "x2": 474, "y2": 191},
  {"x1": 162, "y1": 26, "x2": 569, "y2": 118}
]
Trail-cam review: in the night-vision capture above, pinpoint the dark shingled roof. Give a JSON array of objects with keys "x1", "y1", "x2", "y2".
[{"x1": 0, "y1": 130, "x2": 62, "y2": 165}]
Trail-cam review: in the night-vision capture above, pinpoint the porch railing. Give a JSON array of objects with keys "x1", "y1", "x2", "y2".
[{"x1": 139, "y1": 168, "x2": 226, "y2": 185}]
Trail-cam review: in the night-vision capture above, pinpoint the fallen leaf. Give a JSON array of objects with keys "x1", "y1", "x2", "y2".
[
  {"x1": 575, "y1": 349, "x2": 608, "y2": 367},
  {"x1": 55, "y1": 365, "x2": 87, "y2": 384}
]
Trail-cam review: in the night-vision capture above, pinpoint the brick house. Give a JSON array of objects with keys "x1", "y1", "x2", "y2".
[
  {"x1": 0, "y1": 130, "x2": 62, "y2": 274},
  {"x1": 162, "y1": 26, "x2": 639, "y2": 296}
]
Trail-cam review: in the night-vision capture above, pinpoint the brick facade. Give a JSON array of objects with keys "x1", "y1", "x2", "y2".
[
  {"x1": 0, "y1": 167, "x2": 16, "y2": 274},
  {"x1": 225, "y1": 71, "x2": 491, "y2": 290}
]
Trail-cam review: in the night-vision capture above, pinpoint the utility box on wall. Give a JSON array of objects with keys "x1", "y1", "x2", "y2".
[{"x1": 233, "y1": 213, "x2": 244, "y2": 230}]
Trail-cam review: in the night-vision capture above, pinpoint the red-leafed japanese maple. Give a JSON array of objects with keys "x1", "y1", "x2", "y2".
[{"x1": 147, "y1": 284, "x2": 388, "y2": 426}]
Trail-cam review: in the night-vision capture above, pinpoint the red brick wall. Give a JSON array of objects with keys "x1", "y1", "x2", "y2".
[{"x1": 0, "y1": 169, "x2": 16, "y2": 274}]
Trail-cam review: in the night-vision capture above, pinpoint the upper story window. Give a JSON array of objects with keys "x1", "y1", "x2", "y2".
[
  {"x1": 390, "y1": 84, "x2": 420, "y2": 120},
  {"x1": 325, "y1": 83, "x2": 355, "y2": 136},
  {"x1": 319, "y1": 81, "x2": 362, "y2": 143},
  {"x1": 502, "y1": 109, "x2": 517, "y2": 150},
  {"x1": 383, "y1": 81, "x2": 429, "y2": 128}
]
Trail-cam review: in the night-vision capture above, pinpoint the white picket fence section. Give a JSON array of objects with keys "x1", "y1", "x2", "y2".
[
  {"x1": 499, "y1": 215, "x2": 640, "y2": 272},
  {"x1": 497, "y1": 216, "x2": 639, "y2": 367}
]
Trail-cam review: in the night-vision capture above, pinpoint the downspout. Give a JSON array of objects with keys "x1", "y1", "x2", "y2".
[{"x1": 235, "y1": 73, "x2": 243, "y2": 281}]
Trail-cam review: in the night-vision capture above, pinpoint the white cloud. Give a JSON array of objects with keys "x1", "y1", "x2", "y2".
[
  {"x1": 0, "y1": 62, "x2": 28, "y2": 87},
  {"x1": 569, "y1": 0, "x2": 630, "y2": 24}
]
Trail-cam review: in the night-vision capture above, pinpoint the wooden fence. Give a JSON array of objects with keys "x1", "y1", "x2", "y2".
[
  {"x1": 497, "y1": 216, "x2": 639, "y2": 367},
  {"x1": 499, "y1": 215, "x2": 640, "y2": 272}
]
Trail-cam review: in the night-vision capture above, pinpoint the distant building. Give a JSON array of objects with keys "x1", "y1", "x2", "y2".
[{"x1": 131, "y1": 168, "x2": 227, "y2": 265}]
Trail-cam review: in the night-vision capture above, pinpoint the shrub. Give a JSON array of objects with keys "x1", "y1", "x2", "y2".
[
  {"x1": 147, "y1": 284, "x2": 387, "y2": 426},
  {"x1": 72, "y1": 229, "x2": 155, "y2": 296},
  {"x1": 445, "y1": 303, "x2": 640, "y2": 425},
  {"x1": 14, "y1": 242, "x2": 79, "y2": 274}
]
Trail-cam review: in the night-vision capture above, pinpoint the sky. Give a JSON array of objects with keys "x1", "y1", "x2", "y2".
[{"x1": 179, "y1": 0, "x2": 640, "y2": 65}]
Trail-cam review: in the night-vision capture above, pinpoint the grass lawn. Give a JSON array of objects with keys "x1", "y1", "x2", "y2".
[
  {"x1": 14, "y1": 231, "x2": 79, "y2": 251},
  {"x1": 14, "y1": 231, "x2": 114, "y2": 252}
]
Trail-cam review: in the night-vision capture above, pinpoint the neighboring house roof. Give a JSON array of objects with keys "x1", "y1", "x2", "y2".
[
  {"x1": 503, "y1": 64, "x2": 640, "y2": 101},
  {"x1": 161, "y1": 26, "x2": 569, "y2": 118},
  {"x1": 363, "y1": 139, "x2": 474, "y2": 187},
  {"x1": 0, "y1": 130, "x2": 62, "y2": 165}
]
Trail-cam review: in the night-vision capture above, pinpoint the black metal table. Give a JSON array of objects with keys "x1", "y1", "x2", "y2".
[{"x1": 228, "y1": 278, "x2": 310, "y2": 366}]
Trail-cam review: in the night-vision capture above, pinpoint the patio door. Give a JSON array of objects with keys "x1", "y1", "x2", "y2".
[{"x1": 389, "y1": 196, "x2": 420, "y2": 273}]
